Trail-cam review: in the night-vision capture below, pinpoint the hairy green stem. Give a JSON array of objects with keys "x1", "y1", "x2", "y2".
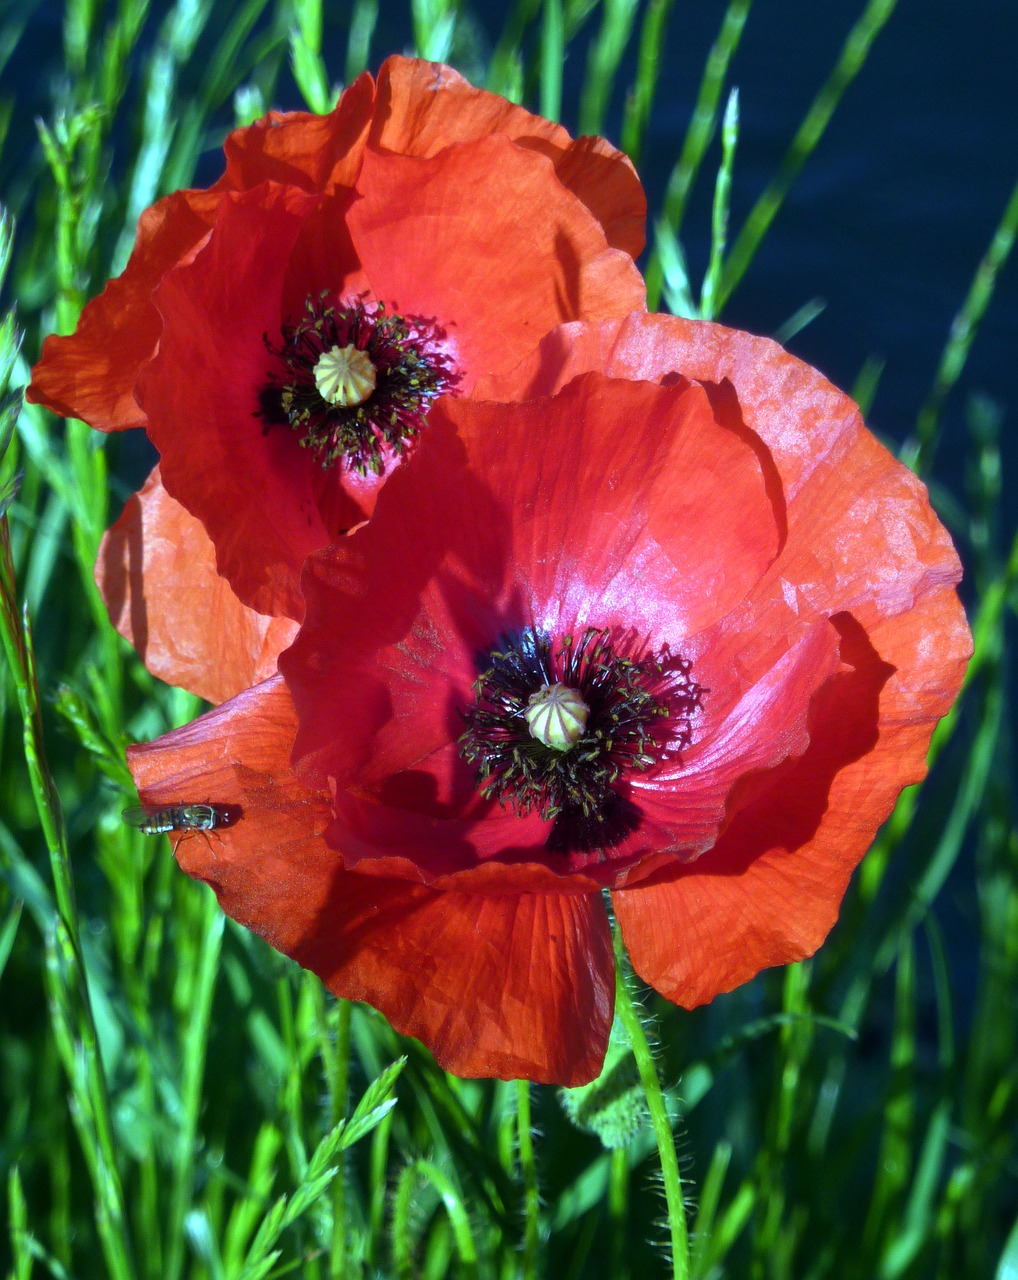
[{"x1": 612, "y1": 925, "x2": 690, "y2": 1280}]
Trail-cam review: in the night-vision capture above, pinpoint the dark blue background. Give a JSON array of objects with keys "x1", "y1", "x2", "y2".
[
  {"x1": 641, "y1": 1, "x2": 1018, "y2": 456},
  {"x1": 523, "y1": 1, "x2": 1017, "y2": 469}
]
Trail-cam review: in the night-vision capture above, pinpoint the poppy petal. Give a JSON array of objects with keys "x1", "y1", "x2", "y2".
[
  {"x1": 97, "y1": 467, "x2": 298, "y2": 704},
  {"x1": 614, "y1": 590, "x2": 971, "y2": 1005},
  {"x1": 219, "y1": 71, "x2": 375, "y2": 193},
  {"x1": 346, "y1": 137, "x2": 646, "y2": 387},
  {"x1": 27, "y1": 189, "x2": 220, "y2": 431},
  {"x1": 128, "y1": 674, "x2": 336, "y2": 952},
  {"x1": 286, "y1": 372, "x2": 781, "y2": 766},
  {"x1": 128, "y1": 674, "x2": 614, "y2": 1085},
  {"x1": 138, "y1": 185, "x2": 368, "y2": 619},
  {"x1": 283, "y1": 374, "x2": 795, "y2": 881},
  {"x1": 296, "y1": 880, "x2": 615, "y2": 1085},
  {"x1": 371, "y1": 56, "x2": 646, "y2": 257},
  {"x1": 630, "y1": 615, "x2": 843, "y2": 861},
  {"x1": 483, "y1": 312, "x2": 962, "y2": 622}
]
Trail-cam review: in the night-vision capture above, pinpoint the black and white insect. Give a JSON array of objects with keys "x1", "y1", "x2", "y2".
[{"x1": 121, "y1": 803, "x2": 239, "y2": 853}]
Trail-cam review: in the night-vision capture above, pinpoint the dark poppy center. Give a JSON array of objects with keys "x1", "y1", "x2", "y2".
[
  {"x1": 258, "y1": 295, "x2": 456, "y2": 475},
  {"x1": 458, "y1": 627, "x2": 704, "y2": 854}
]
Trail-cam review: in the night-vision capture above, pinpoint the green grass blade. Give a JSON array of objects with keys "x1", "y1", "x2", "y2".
[
  {"x1": 345, "y1": 0, "x2": 379, "y2": 82},
  {"x1": 772, "y1": 297, "x2": 827, "y2": 347},
  {"x1": 578, "y1": 0, "x2": 641, "y2": 138},
  {"x1": 163, "y1": 900, "x2": 227, "y2": 1280},
  {"x1": 234, "y1": 1056, "x2": 404, "y2": 1279},
  {"x1": 620, "y1": 0, "x2": 674, "y2": 163},
  {"x1": 907, "y1": 172, "x2": 1018, "y2": 474},
  {"x1": 289, "y1": 0, "x2": 333, "y2": 112},
  {"x1": 485, "y1": 0, "x2": 541, "y2": 100},
  {"x1": 996, "y1": 1206, "x2": 1018, "y2": 1280},
  {"x1": 1, "y1": 408, "x2": 134, "y2": 1279},
  {"x1": 716, "y1": 0, "x2": 898, "y2": 313},
  {"x1": 412, "y1": 0, "x2": 459, "y2": 62},
  {"x1": 0, "y1": 894, "x2": 22, "y2": 981},
  {"x1": 851, "y1": 353, "x2": 885, "y2": 418},
  {"x1": 645, "y1": 0, "x2": 752, "y2": 310},
  {"x1": 700, "y1": 86, "x2": 738, "y2": 320},
  {"x1": 540, "y1": 0, "x2": 564, "y2": 122},
  {"x1": 7, "y1": 1165, "x2": 33, "y2": 1280},
  {"x1": 654, "y1": 219, "x2": 698, "y2": 319},
  {"x1": 392, "y1": 1158, "x2": 480, "y2": 1280},
  {"x1": 689, "y1": 1141, "x2": 732, "y2": 1275}
]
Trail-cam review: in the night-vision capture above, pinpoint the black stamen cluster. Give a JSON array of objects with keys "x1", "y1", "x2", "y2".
[
  {"x1": 459, "y1": 627, "x2": 703, "y2": 854},
  {"x1": 259, "y1": 294, "x2": 455, "y2": 474}
]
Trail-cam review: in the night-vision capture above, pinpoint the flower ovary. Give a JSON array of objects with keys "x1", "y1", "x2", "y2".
[
  {"x1": 260, "y1": 295, "x2": 455, "y2": 475},
  {"x1": 525, "y1": 682, "x2": 590, "y2": 750},
  {"x1": 314, "y1": 344, "x2": 377, "y2": 406},
  {"x1": 459, "y1": 627, "x2": 703, "y2": 853}
]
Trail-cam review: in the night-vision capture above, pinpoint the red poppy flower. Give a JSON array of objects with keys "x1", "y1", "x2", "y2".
[
  {"x1": 126, "y1": 315, "x2": 971, "y2": 1084},
  {"x1": 28, "y1": 55, "x2": 646, "y2": 690}
]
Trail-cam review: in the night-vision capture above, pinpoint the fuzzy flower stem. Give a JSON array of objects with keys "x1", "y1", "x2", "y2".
[
  {"x1": 612, "y1": 922, "x2": 691, "y2": 1280},
  {"x1": 516, "y1": 1080, "x2": 540, "y2": 1280}
]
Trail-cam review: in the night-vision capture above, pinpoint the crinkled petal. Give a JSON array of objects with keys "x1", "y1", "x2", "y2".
[
  {"x1": 128, "y1": 675, "x2": 614, "y2": 1084},
  {"x1": 27, "y1": 190, "x2": 220, "y2": 430},
  {"x1": 286, "y1": 373, "x2": 782, "y2": 781},
  {"x1": 483, "y1": 312, "x2": 962, "y2": 624},
  {"x1": 296, "y1": 879, "x2": 615, "y2": 1084},
  {"x1": 139, "y1": 185, "x2": 368, "y2": 619},
  {"x1": 325, "y1": 781, "x2": 631, "y2": 895},
  {"x1": 325, "y1": 786, "x2": 618, "y2": 893},
  {"x1": 614, "y1": 591, "x2": 971, "y2": 1004},
  {"x1": 97, "y1": 467, "x2": 298, "y2": 704},
  {"x1": 278, "y1": 191, "x2": 369, "y2": 320},
  {"x1": 127, "y1": 676, "x2": 335, "y2": 923},
  {"x1": 347, "y1": 138, "x2": 645, "y2": 388},
  {"x1": 219, "y1": 72, "x2": 375, "y2": 193},
  {"x1": 629, "y1": 616, "x2": 844, "y2": 862},
  {"x1": 284, "y1": 428, "x2": 510, "y2": 790},
  {"x1": 371, "y1": 56, "x2": 646, "y2": 257}
]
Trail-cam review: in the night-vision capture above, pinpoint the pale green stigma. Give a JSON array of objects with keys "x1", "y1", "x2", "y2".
[
  {"x1": 524, "y1": 682, "x2": 590, "y2": 751},
  {"x1": 313, "y1": 343, "x2": 377, "y2": 407}
]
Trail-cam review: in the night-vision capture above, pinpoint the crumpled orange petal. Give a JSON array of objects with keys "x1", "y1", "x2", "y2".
[
  {"x1": 26, "y1": 189, "x2": 220, "y2": 431},
  {"x1": 97, "y1": 468, "x2": 298, "y2": 705},
  {"x1": 29, "y1": 58, "x2": 648, "y2": 700},
  {"x1": 29, "y1": 56, "x2": 645, "y2": 440},
  {"x1": 345, "y1": 136, "x2": 645, "y2": 388},
  {"x1": 137, "y1": 183, "x2": 367, "y2": 621},
  {"x1": 219, "y1": 71, "x2": 375, "y2": 193},
  {"x1": 128, "y1": 675, "x2": 615, "y2": 1084},
  {"x1": 369, "y1": 56, "x2": 646, "y2": 258},
  {"x1": 614, "y1": 589, "x2": 970, "y2": 1001}
]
